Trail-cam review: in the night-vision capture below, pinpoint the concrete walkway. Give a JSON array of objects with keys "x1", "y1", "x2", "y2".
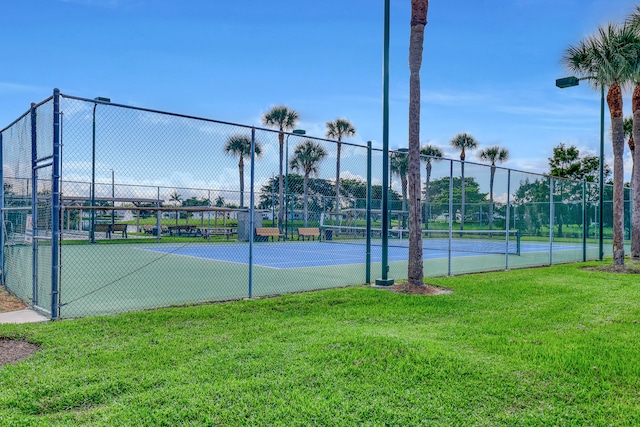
[{"x1": 0, "y1": 309, "x2": 49, "y2": 324}]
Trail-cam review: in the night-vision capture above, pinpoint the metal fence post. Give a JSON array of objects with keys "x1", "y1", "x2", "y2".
[
  {"x1": 30, "y1": 102, "x2": 38, "y2": 308},
  {"x1": 366, "y1": 141, "x2": 372, "y2": 284},
  {"x1": 583, "y1": 179, "x2": 587, "y2": 262},
  {"x1": 248, "y1": 127, "x2": 256, "y2": 298},
  {"x1": 506, "y1": 169, "x2": 511, "y2": 270},
  {"x1": 448, "y1": 160, "x2": 453, "y2": 275},
  {"x1": 0, "y1": 131, "x2": 3, "y2": 286},
  {"x1": 156, "y1": 187, "x2": 161, "y2": 242},
  {"x1": 51, "y1": 88, "x2": 61, "y2": 319},
  {"x1": 549, "y1": 177, "x2": 554, "y2": 266}
]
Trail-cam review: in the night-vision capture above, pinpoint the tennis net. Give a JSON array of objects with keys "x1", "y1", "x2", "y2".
[{"x1": 321, "y1": 226, "x2": 520, "y2": 255}]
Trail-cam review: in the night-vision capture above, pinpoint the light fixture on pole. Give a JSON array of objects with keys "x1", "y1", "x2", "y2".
[
  {"x1": 285, "y1": 129, "x2": 306, "y2": 239},
  {"x1": 556, "y1": 76, "x2": 604, "y2": 260},
  {"x1": 90, "y1": 96, "x2": 111, "y2": 243}
]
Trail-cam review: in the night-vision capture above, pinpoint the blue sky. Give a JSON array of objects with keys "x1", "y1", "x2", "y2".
[{"x1": 1, "y1": 0, "x2": 638, "y2": 180}]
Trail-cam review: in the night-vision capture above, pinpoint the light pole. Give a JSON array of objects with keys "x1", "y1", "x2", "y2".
[
  {"x1": 285, "y1": 129, "x2": 306, "y2": 239},
  {"x1": 376, "y1": 0, "x2": 393, "y2": 286},
  {"x1": 90, "y1": 96, "x2": 110, "y2": 243},
  {"x1": 556, "y1": 76, "x2": 605, "y2": 260}
]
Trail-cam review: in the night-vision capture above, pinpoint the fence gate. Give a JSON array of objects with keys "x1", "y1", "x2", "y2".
[{"x1": 32, "y1": 95, "x2": 61, "y2": 318}]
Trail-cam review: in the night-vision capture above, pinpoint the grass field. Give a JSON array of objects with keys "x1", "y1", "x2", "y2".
[{"x1": 1, "y1": 260, "x2": 639, "y2": 425}]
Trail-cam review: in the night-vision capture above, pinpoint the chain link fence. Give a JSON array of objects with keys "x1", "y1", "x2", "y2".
[{"x1": 1, "y1": 90, "x2": 629, "y2": 318}]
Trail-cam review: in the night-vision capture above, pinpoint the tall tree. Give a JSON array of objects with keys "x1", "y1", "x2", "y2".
[
  {"x1": 289, "y1": 140, "x2": 328, "y2": 227},
  {"x1": 625, "y1": 6, "x2": 640, "y2": 259},
  {"x1": 477, "y1": 145, "x2": 509, "y2": 231},
  {"x1": 224, "y1": 135, "x2": 263, "y2": 209},
  {"x1": 420, "y1": 145, "x2": 443, "y2": 229},
  {"x1": 407, "y1": 0, "x2": 429, "y2": 286},
  {"x1": 325, "y1": 118, "x2": 356, "y2": 212},
  {"x1": 450, "y1": 133, "x2": 478, "y2": 230},
  {"x1": 563, "y1": 22, "x2": 638, "y2": 265},
  {"x1": 390, "y1": 151, "x2": 409, "y2": 228},
  {"x1": 262, "y1": 106, "x2": 299, "y2": 232}
]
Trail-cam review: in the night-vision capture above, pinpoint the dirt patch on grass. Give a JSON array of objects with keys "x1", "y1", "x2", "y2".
[
  {"x1": 374, "y1": 282, "x2": 452, "y2": 295},
  {"x1": 584, "y1": 261, "x2": 640, "y2": 274},
  {"x1": 0, "y1": 338, "x2": 39, "y2": 366},
  {"x1": 0, "y1": 288, "x2": 27, "y2": 313}
]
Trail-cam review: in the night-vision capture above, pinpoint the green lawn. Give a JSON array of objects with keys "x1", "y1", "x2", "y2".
[{"x1": 1, "y1": 261, "x2": 639, "y2": 426}]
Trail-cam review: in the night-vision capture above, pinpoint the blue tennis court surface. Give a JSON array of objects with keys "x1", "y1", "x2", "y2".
[{"x1": 142, "y1": 241, "x2": 586, "y2": 269}]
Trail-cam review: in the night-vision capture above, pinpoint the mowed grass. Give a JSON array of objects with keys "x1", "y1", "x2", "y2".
[{"x1": 1, "y1": 261, "x2": 640, "y2": 426}]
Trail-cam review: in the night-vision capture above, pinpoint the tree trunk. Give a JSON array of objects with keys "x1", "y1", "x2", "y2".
[
  {"x1": 407, "y1": 0, "x2": 428, "y2": 285},
  {"x1": 461, "y1": 162, "x2": 466, "y2": 230},
  {"x1": 632, "y1": 84, "x2": 640, "y2": 260},
  {"x1": 608, "y1": 83, "x2": 625, "y2": 265},
  {"x1": 489, "y1": 165, "x2": 495, "y2": 231},
  {"x1": 239, "y1": 157, "x2": 244, "y2": 209},
  {"x1": 278, "y1": 132, "x2": 285, "y2": 232},
  {"x1": 336, "y1": 141, "x2": 341, "y2": 213}
]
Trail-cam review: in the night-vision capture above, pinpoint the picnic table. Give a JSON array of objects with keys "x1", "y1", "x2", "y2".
[{"x1": 168, "y1": 225, "x2": 201, "y2": 237}]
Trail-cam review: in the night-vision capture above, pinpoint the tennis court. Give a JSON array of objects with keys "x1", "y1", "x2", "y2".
[
  {"x1": 1, "y1": 91, "x2": 614, "y2": 319},
  {"x1": 2, "y1": 230, "x2": 597, "y2": 319},
  {"x1": 141, "y1": 239, "x2": 586, "y2": 269}
]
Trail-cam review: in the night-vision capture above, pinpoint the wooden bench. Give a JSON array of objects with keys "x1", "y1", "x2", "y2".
[
  {"x1": 297, "y1": 227, "x2": 320, "y2": 241},
  {"x1": 94, "y1": 223, "x2": 128, "y2": 239},
  {"x1": 255, "y1": 227, "x2": 284, "y2": 241}
]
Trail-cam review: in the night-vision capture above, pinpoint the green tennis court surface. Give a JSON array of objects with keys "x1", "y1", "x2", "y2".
[{"x1": 2, "y1": 239, "x2": 590, "y2": 319}]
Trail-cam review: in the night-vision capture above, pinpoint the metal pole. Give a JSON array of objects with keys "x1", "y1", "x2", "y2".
[
  {"x1": 505, "y1": 169, "x2": 511, "y2": 269},
  {"x1": 366, "y1": 141, "x2": 372, "y2": 284},
  {"x1": 583, "y1": 179, "x2": 587, "y2": 262},
  {"x1": 598, "y1": 85, "x2": 605, "y2": 261},
  {"x1": 111, "y1": 169, "x2": 115, "y2": 227},
  {"x1": 376, "y1": 0, "x2": 393, "y2": 286},
  {"x1": 549, "y1": 177, "x2": 554, "y2": 266},
  {"x1": 51, "y1": 88, "x2": 61, "y2": 319},
  {"x1": 156, "y1": 187, "x2": 161, "y2": 242},
  {"x1": 30, "y1": 103, "x2": 38, "y2": 307},
  {"x1": 0, "y1": 131, "x2": 3, "y2": 285},
  {"x1": 90, "y1": 103, "x2": 97, "y2": 243},
  {"x1": 448, "y1": 160, "x2": 453, "y2": 275},
  {"x1": 285, "y1": 134, "x2": 289, "y2": 239},
  {"x1": 248, "y1": 128, "x2": 256, "y2": 298},
  {"x1": 271, "y1": 174, "x2": 275, "y2": 227}
]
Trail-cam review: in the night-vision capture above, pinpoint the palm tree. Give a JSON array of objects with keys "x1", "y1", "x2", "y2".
[
  {"x1": 169, "y1": 191, "x2": 183, "y2": 226},
  {"x1": 478, "y1": 146, "x2": 510, "y2": 232},
  {"x1": 563, "y1": 22, "x2": 638, "y2": 265},
  {"x1": 289, "y1": 140, "x2": 328, "y2": 227},
  {"x1": 325, "y1": 118, "x2": 356, "y2": 212},
  {"x1": 262, "y1": 106, "x2": 299, "y2": 232},
  {"x1": 224, "y1": 134, "x2": 263, "y2": 209},
  {"x1": 450, "y1": 133, "x2": 478, "y2": 230},
  {"x1": 390, "y1": 151, "x2": 409, "y2": 229},
  {"x1": 406, "y1": 0, "x2": 430, "y2": 286},
  {"x1": 625, "y1": 7, "x2": 640, "y2": 259},
  {"x1": 420, "y1": 145, "x2": 443, "y2": 229}
]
